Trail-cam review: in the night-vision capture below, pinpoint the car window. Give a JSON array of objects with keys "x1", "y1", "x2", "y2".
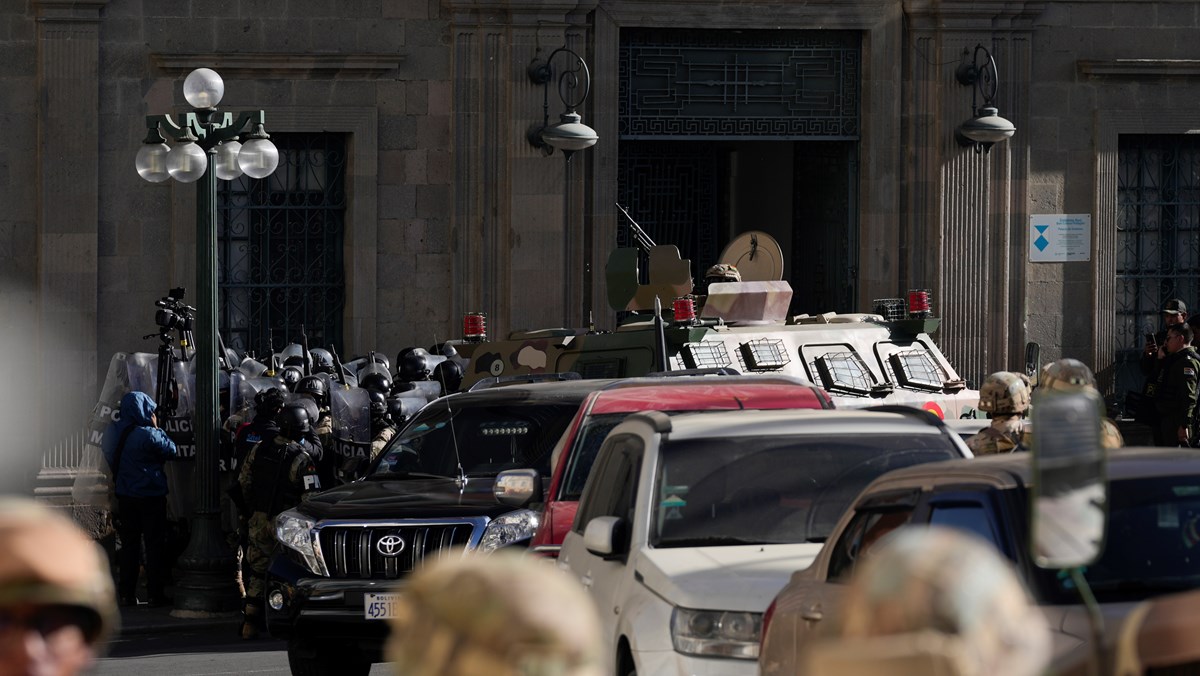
[
  {"x1": 929, "y1": 502, "x2": 1001, "y2": 548},
  {"x1": 560, "y1": 413, "x2": 626, "y2": 501},
  {"x1": 1038, "y1": 475, "x2": 1200, "y2": 603},
  {"x1": 573, "y1": 434, "x2": 643, "y2": 534},
  {"x1": 373, "y1": 400, "x2": 577, "y2": 478},
  {"x1": 827, "y1": 508, "x2": 914, "y2": 582},
  {"x1": 650, "y1": 433, "x2": 957, "y2": 548}
]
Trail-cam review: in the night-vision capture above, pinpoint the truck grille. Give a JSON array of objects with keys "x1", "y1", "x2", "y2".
[{"x1": 317, "y1": 520, "x2": 482, "y2": 579}]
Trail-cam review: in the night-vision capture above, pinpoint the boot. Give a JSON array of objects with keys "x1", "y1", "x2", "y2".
[{"x1": 240, "y1": 602, "x2": 263, "y2": 640}]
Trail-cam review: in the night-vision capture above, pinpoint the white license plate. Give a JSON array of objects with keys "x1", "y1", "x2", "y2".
[{"x1": 364, "y1": 592, "x2": 403, "y2": 620}]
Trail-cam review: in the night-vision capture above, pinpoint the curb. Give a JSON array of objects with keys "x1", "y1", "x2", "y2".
[{"x1": 116, "y1": 608, "x2": 240, "y2": 637}]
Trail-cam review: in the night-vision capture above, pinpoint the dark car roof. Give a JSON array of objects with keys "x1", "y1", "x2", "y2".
[
  {"x1": 437, "y1": 378, "x2": 623, "y2": 405},
  {"x1": 871, "y1": 447, "x2": 1200, "y2": 490}
]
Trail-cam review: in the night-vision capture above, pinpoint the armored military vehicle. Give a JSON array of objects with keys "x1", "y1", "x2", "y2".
[{"x1": 454, "y1": 232, "x2": 980, "y2": 419}]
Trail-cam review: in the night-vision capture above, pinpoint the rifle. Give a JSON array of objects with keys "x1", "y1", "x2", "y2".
[
  {"x1": 329, "y1": 344, "x2": 348, "y2": 388},
  {"x1": 615, "y1": 203, "x2": 657, "y2": 250},
  {"x1": 300, "y1": 324, "x2": 312, "y2": 377},
  {"x1": 217, "y1": 331, "x2": 233, "y2": 371},
  {"x1": 266, "y1": 328, "x2": 279, "y2": 376}
]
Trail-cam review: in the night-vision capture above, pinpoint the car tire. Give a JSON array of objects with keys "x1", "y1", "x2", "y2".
[{"x1": 287, "y1": 638, "x2": 371, "y2": 676}]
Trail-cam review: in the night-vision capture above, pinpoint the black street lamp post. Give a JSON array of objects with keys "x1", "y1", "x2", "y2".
[{"x1": 135, "y1": 68, "x2": 279, "y2": 614}]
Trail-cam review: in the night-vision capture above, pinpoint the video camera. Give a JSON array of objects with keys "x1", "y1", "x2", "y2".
[{"x1": 154, "y1": 287, "x2": 196, "y2": 332}]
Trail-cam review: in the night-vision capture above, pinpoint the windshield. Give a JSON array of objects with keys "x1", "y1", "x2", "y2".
[
  {"x1": 1039, "y1": 476, "x2": 1200, "y2": 603},
  {"x1": 651, "y1": 434, "x2": 959, "y2": 547},
  {"x1": 373, "y1": 400, "x2": 577, "y2": 478},
  {"x1": 560, "y1": 413, "x2": 627, "y2": 501}
]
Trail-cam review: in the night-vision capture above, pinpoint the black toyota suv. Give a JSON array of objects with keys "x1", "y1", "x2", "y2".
[{"x1": 265, "y1": 377, "x2": 616, "y2": 674}]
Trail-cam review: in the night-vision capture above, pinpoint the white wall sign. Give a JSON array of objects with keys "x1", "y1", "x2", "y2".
[{"x1": 1029, "y1": 214, "x2": 1091, "y2": 262}]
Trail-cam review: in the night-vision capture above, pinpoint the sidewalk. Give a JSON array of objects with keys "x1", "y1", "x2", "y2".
[{"x1": 117, "y1": 600, "x2": 239, "y2": 637}]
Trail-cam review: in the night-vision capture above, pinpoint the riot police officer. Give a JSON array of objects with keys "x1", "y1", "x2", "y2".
[
  {"x1": 294, "y1": 375, "x2": 335, "y2": 485},
  {"x1": 966, "y1": 372, "x2": 1030, "y2": 455},
  {"x1": 368, "y1": 390, "x2": 397, "y2": 461},
  {"x1": 309, "y1": 347, "x2": 336, "y2": 375},
  {"x1": 237, "y1": 404, "x2": 323, "y2": 639},
  {"x1": 279, "y1": 365, "x2": 303, "y2": 392}
]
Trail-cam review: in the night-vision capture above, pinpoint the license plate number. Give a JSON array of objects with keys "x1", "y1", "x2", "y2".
[{"x1": 364, "y1": 592, "x2": 402, "y2": 620}]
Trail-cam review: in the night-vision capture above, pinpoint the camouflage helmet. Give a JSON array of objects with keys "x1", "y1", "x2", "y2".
[
  {"x1": 386, "y1": 550, "x2": 602, "y2": 676},
  {"x1": 821, "y1": 525, "x2": 1050, "y2": 676},
  {"x1": 978, "y1": 371, "x2": 1031, "y2": 415},
  {"x1": 704, "y1": 263, "x2": 741, "y2": 283},
  {"x1": 0, "y1": 498, "x2": 118, "y2": 648},
  {"x1": 1040, "y1": 358, "x2": 1097, "y2": 392}
]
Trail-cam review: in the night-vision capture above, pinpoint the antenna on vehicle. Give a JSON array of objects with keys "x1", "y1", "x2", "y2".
[{"x1": 434, "y1": 332, "x2": 467, "y2": 491}]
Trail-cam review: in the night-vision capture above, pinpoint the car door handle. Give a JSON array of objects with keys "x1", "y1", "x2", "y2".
[
  {"x1": 801, "y1": 604, "x2": 823, "y2": 623},
  {"x1": 580, "y1": 572, "x2": 593, "y2": 589}
]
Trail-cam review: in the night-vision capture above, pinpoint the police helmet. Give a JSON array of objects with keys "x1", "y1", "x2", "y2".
[
  {"x1": 279, "y1": 365, "x2": 304, "y2": 391},
  {"x1": 360, "y1": 371, "x2": 393, "y2": 395},
  {"x1": 254, "y1": 387, "x2": 286, "y2": 414},
  {"x1": 310, "y1": 348, "x2": 335, "y2": 374},
  {"x1": 428, "y1": 342, "x2": 459, "y2": 359},
  {"x1": 1040, "y1": 358, "x2": 1097, "y2": 392},
  {"x1": 295, "y1": 375, "x2": 328, "y2": 401},
  {"x1": 977, "y1": 371, "x2": 1031, "y2": 415},
  {"x1": 399, "y1": 349, "x2": 433, "y2": 382},
  {"x1": 368, "y1": 389, "x2": 388, "y2": 419},
  {"x1": 433, "y1": 359, "x2": 464, "y2": 395},
  {"x1": 278, "y1": 403, "x2": 312, "y2": 440}
]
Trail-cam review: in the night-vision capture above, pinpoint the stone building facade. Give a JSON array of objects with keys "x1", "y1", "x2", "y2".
[{"x1": 3, "y1": 0, "x2": 1199, "y2": 473}]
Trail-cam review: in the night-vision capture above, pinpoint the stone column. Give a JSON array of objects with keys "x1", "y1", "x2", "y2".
[{"x1": 34, "y1": 0, "x2": 109, "y2": 497}]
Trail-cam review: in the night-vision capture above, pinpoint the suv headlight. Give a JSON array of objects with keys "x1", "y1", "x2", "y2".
[
  {"x1": 274, "y1": 509, "x2": 329, "y2": 577},
  {"x1": 478, "y1": 509, "x2": 540, "y2": 553},
  {"x1": 671, "y1": 607, "x2": 762, "y2": 660}
]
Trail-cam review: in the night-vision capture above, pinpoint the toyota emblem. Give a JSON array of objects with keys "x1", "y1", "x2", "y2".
[{"x1": 376, "y1": 534, "x2": 406, "y2": 557}]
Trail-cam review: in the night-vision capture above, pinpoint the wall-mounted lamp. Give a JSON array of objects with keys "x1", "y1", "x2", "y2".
[
  {"x1": 527, "y1": 47, "x2": 599, "y2": 161},
  {"x1": 955, "y1": 44, "x2": 1016, "y2": 154}
]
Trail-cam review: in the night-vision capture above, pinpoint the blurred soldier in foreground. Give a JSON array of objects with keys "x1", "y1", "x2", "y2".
[
  {"x1": 802, "y1": 526, "x2": 1050, "y2": 676},
  {"x1": 1039, "y1": 358, "x2": 1124, "y2": 448},
  {"x1": 0, "y1": 497, "x2": 118, "y2": 676},
  {"x1": 386, "y1": 551, "x2": 602, "y2": 676},
  {"x1": 966, "y1": 371, "x2": 1030, "y2": 455},
  {"x1": 237, "y1": 404, "x2": 323, "y2": 639}
]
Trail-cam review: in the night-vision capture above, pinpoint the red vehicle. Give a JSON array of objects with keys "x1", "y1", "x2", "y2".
[{"x1": 530, "y1": 375, "x2": 833, "y2": 556}]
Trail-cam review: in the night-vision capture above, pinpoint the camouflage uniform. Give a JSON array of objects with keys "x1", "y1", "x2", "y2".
[
  {"x1": 386, "y1": 551, "x2": 602, "y2": 676},
  {"x1": 804, "y1": 526, "x2": 1050, "y2": 676},
  {"x1": 370, "y1": 424, "x2": 396, "y2": 461},
  {"x1": 966, "y1": 372, "x2": 1030, "y2": 456},
  {"x1": 237, "y1": 423, "x2": 322, "y2": 639}
]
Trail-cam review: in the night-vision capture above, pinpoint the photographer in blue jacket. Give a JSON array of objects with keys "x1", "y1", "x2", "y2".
[{"x1": 102, "y1": 391, "x2": 178, "y2": 607}]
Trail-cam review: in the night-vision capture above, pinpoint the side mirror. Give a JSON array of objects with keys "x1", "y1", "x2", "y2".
[
  {"x1": 493, "y1": 469, "x2": 542, "y2": 507},
  {"x1": 583, "y1": 516, "x2": 629, "y2": 559},
  {"x1": 1024, "y1": 341, "x2": 1042, "y2": 388},
  {"x1": 1030, "y1": 388, "x2": 1108, "y2": 569}
]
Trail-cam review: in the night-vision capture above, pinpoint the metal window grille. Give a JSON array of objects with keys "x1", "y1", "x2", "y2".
[
  {"x1": 218, "y1": 132, "x2": 347, "y2": 358},
  {"x1": 1114, "y1": 135, "x2": 1200, "y2": 402},
  {"x1": 889, "y1": 349, "x2": 945, "y2": 391}
]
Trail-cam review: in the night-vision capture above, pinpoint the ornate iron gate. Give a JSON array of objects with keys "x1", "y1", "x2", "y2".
[
  {"x1": 1114, "y1": 134, "x2": 1200, "y2": 402},
  {"x1": 218, "y1": 133, "x2": 347, "y2": 357}
]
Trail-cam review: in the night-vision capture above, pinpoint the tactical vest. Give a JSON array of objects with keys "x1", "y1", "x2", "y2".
[{"x1": 249, "y1": 440, "x2": 306, "y2": 517}]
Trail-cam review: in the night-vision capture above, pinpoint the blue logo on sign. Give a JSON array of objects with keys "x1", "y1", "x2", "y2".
[{"x1": 1034, "y1": 225, "x2": 1050, "y2": 251}]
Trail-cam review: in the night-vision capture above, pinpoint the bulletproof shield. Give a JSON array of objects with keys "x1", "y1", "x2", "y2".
[
  {"x1": 278, "y1": 342, "x2": 310, "y2": 371},
  {"x1": 330, "y1": 387, "x2": 372, "y2": 462},
  {"x1": 73, "y1": 353, "x2": 136, "y2": 508},
  {"x1": 357, "y1": 361, "x2": 390, "y2": 383},
  {"x1": 237, "y1": 357, "x2": 269, "y2": 378},
  {"x1": 236, "y1": 376, "x2": 288, "y2": 421}
]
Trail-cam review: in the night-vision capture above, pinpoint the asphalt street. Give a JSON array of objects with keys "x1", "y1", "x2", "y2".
[{"x1": 94, "y1": 624, "x2": 396, "y2": 676}]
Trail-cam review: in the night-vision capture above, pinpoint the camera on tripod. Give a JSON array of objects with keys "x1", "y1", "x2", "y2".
[{"x1": 154, "y1": 287, "x2": 195, "y2": 333}]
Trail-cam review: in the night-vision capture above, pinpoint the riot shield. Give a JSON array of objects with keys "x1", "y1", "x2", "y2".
[
  {"x1": 73, "y1": 353, "x2": 134, "y2": 508},
  {"x1": 237, "y1": 357, "x2": 269, "y2": 378},
  {"x1": 330, "y1": 387, "x2": 371, "y2": 464}
]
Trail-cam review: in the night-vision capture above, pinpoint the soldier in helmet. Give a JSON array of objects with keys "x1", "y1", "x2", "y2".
[
  {"x1": 0, "y1": 498, "x2": 119, "y2": 676},
  {"x1": 294, "y1": 375, "x2": 335, "y2": 481},
  {"x1": 309, "y1": 347, "x2": 335, "y2": 375},
  {"x1": 237, "y1": 403, "x2": 323, "y2": 639},
  {"x1": 966, "y1": 371, "x2": 1030, "y2": 455},
  {"x1": 279, "y1": 365, "x2": 304, "y2": 392},
  {"x1": 801, "y1": 526, "x2": 1050, "y2": 676},
  {"x1": 398, "y1": 348, "x2": 433, "y2": 384},
  {"x1": 1039, "y1": 358, "x2": 1124, "y2": 449},
  {"x1": 386, "y1": 550, "x2": 602, "y2": 676},
  {"x1": 368, "y1": 390, "x2": 398, "y2": 461}
]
